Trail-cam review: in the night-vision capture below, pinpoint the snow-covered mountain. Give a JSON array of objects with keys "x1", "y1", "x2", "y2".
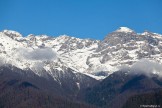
[{"x1": 1, "y1": 27, "x2": 162, "y2": 80}]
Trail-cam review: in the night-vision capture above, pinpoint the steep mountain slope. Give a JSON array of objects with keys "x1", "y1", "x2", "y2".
[
  {"x1": 85, "y1": 71, "x2": 162, "y2": 108},
  {"x1": 0, "y1": 65, "x2": 97, "y2": 108},
  {"x1": 1, "y1": 27, "x2": 162, "y2": 107},
  {"x1": 0, "y1": 64, "x2": 98, "y2": 98},
  {"x1": 1, "y1": 27, "x2": 162, "y2": 80}
]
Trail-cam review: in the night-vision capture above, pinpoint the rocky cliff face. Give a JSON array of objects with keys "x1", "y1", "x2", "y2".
[
  {"x1": 0, "y1": 27, "x2": 162, "y2": 80},
  {"x1": 1, "y1": 27, "x2": 162, "y2": 108}
]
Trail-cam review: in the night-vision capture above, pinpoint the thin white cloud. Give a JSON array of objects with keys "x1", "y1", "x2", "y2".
[
  {"x1": 130, "y1": 59, "x2": 162, "y2": 76},
  {"x1": 17, "y1": 47, "x2": 57, "y2": 61}
]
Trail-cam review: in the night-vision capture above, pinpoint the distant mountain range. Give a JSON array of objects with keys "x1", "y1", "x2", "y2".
[{"x1": 0, "y1": 27, "x2": 162, "y2": 108}]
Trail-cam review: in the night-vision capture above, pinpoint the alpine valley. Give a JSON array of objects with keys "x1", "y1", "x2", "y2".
[{"x1": 1, "y1": 27, "x2": 162, "y2": 108}]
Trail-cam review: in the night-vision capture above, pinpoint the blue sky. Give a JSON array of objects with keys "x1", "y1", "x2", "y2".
[{"x1": 0, "y1": 0, "x2": 162, "y2": 40}]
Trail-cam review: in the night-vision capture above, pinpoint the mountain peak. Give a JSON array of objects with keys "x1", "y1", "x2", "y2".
[
  {"x1": 115, "y1": 27, "x2": 134, "y2": 33},
  {"x1": 2, "y1": 30, "x2": 22, "y2": 37}
]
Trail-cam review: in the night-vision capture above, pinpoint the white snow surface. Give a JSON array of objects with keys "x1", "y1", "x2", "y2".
[
  {"x1": 1, "y1": 28, "x2": 162, "y2": 80},
  {"x1": 116, "y1": 27, "x2": 134, "y2": 33}
]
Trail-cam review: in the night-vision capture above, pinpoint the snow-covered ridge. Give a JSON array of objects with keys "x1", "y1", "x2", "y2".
[
  {"x1": 0, "y1": 27, "x2": 162, "y2": 80},
  {"x1": 3, "y1": 30, "x2": 22, "y2": 38}
]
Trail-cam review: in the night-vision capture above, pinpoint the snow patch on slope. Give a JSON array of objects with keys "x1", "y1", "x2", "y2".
[{"x1": 1, "y1": 28, "x2": 162, "y2": 80}]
